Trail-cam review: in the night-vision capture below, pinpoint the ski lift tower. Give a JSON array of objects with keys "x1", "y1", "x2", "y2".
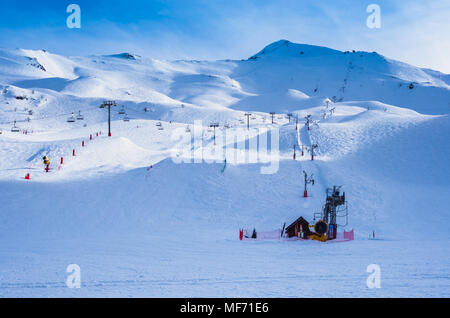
[
  {"x1": 287, "y1": 113, "x2": 293, "y2": 123},
  {"x1": 310, "y1": 143, "x2": 318, "y2": 160},
  {"x1": 322, "y1": 186, "x2": 346, "y2": 240},
  {"x1": 305, "y1": 114, "x2": 312, "y2": 131},
  {"x1": 209, "y1": 122, "x2": 219, "y2": 145},
  {"x1": 99, "y1": 101, "x2": 117, "y2": 137},
  {"x1": 244, "y1": 113, "x2": 251, "y2": 130},
  {"x1": 303, "y1": 170, "x2": 314, "y2": 197},
  {"x1": 270, "y1": 112, "x2": 275, "y2": 124}
]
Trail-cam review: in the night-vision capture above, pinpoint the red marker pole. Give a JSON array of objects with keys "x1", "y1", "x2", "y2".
[
  {"x1": 90, "y1": 134, "x2": 92, "y2": 140},
  {"x1": 60, "y1": 157, "x2": 63, "y2": 164},
  {"x1": 304, "y1": 190, "x2": 308, "y2": 198},
  {"x1": 73, "y1": 149, "x2": 75, "y2": 156},
  {"x1": 82, "y1": 141, "x2": 85, "y2": 147}
]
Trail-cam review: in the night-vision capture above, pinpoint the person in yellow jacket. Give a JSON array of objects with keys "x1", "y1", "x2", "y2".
[{"x1": 43, "y1": 156, "x2": 50, "y2": 165}]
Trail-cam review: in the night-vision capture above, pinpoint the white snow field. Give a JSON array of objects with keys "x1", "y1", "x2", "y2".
[{"x1": 0, "y1": 40, "x2": 449, "y2": 297}]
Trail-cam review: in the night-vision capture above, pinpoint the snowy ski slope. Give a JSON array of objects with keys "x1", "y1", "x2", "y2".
[{"x1": 0, "y1": 40, "x2": 449, "y2": 297}]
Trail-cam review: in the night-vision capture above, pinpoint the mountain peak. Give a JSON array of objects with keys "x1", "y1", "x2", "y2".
[{"x1": 249, "y1": 40, "x2": 342, "y2": 60}]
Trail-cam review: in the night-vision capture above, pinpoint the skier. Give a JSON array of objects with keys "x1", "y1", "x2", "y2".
[{"x1": 43, "y1": 156, "x2": 50, "y2": 165}]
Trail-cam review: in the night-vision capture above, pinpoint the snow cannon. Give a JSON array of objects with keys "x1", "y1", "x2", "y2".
[{"x1": 314, "y1": 220, "x2": 328, "y2": 235}]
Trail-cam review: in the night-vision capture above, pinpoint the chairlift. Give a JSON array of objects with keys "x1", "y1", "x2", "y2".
[
  {"x1": 185, "y1": 125, "x2": 191, "y2": 133},
  {"x1": 123, "y1": 114, "x2": 130, "y2": 122},
  {"x1": 76, "y1": 111, "x2": 84, "y2": 120},
  {"x1": 11, "y1": 120, "x2": 20, "y2": 132},
  {"x1": 67, "y1": 112, "x2": 76, "y2": 123},
  {"x1": 156, "y1": 122, "x2": 162, "y2": 127},
  {"x1": 158, "y1": 126, "x2": 164, "y2": 130},
  {"x1": 118, "y1": 106, "x2": 126, "y2": 115}
]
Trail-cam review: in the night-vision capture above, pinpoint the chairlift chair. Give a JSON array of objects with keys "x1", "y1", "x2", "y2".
[
  {"x1": 123, "y1": 114, "x2": 130, "y2": 122},
  {"x1": 118, "y1": 106, "x2": 126, "y2": 115},
  {"x1": 185, "y1": 125, "x2": 191, "y2": 133},
  {"x1": 11, "y1": 121, "x2": 20, "y2": 132},
  {"x1": 67, "y1": 112, "x2": 76, "y2": 123},
  {"x1": 156, "y1": 122, "x2": 162, "y2": 127},
  {"x1": 76, "y1": 111, "x2": 84, "y2": 120}
]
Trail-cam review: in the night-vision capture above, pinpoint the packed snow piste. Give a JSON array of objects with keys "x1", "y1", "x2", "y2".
[{"x1": 240, "y1": 186, "x2": 354, "y2": 243}]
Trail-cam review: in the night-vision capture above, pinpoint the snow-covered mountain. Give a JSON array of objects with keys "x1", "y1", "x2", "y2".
[
  {"x1": 0, "y1": 39, "x2": 448, "y2": 127},
  {"x1": 0, "y1": 40, "x2": 449, "y2": 297}
]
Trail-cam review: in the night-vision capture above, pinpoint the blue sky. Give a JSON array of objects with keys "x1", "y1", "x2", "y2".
[{"x1": 0, "y1": 0, "x2": 449, "y2": 72}]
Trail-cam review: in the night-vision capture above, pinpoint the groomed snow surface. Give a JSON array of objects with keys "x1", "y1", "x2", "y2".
[{"x1": 0, "y1": 41, "x2": 449, "y2": 297}]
